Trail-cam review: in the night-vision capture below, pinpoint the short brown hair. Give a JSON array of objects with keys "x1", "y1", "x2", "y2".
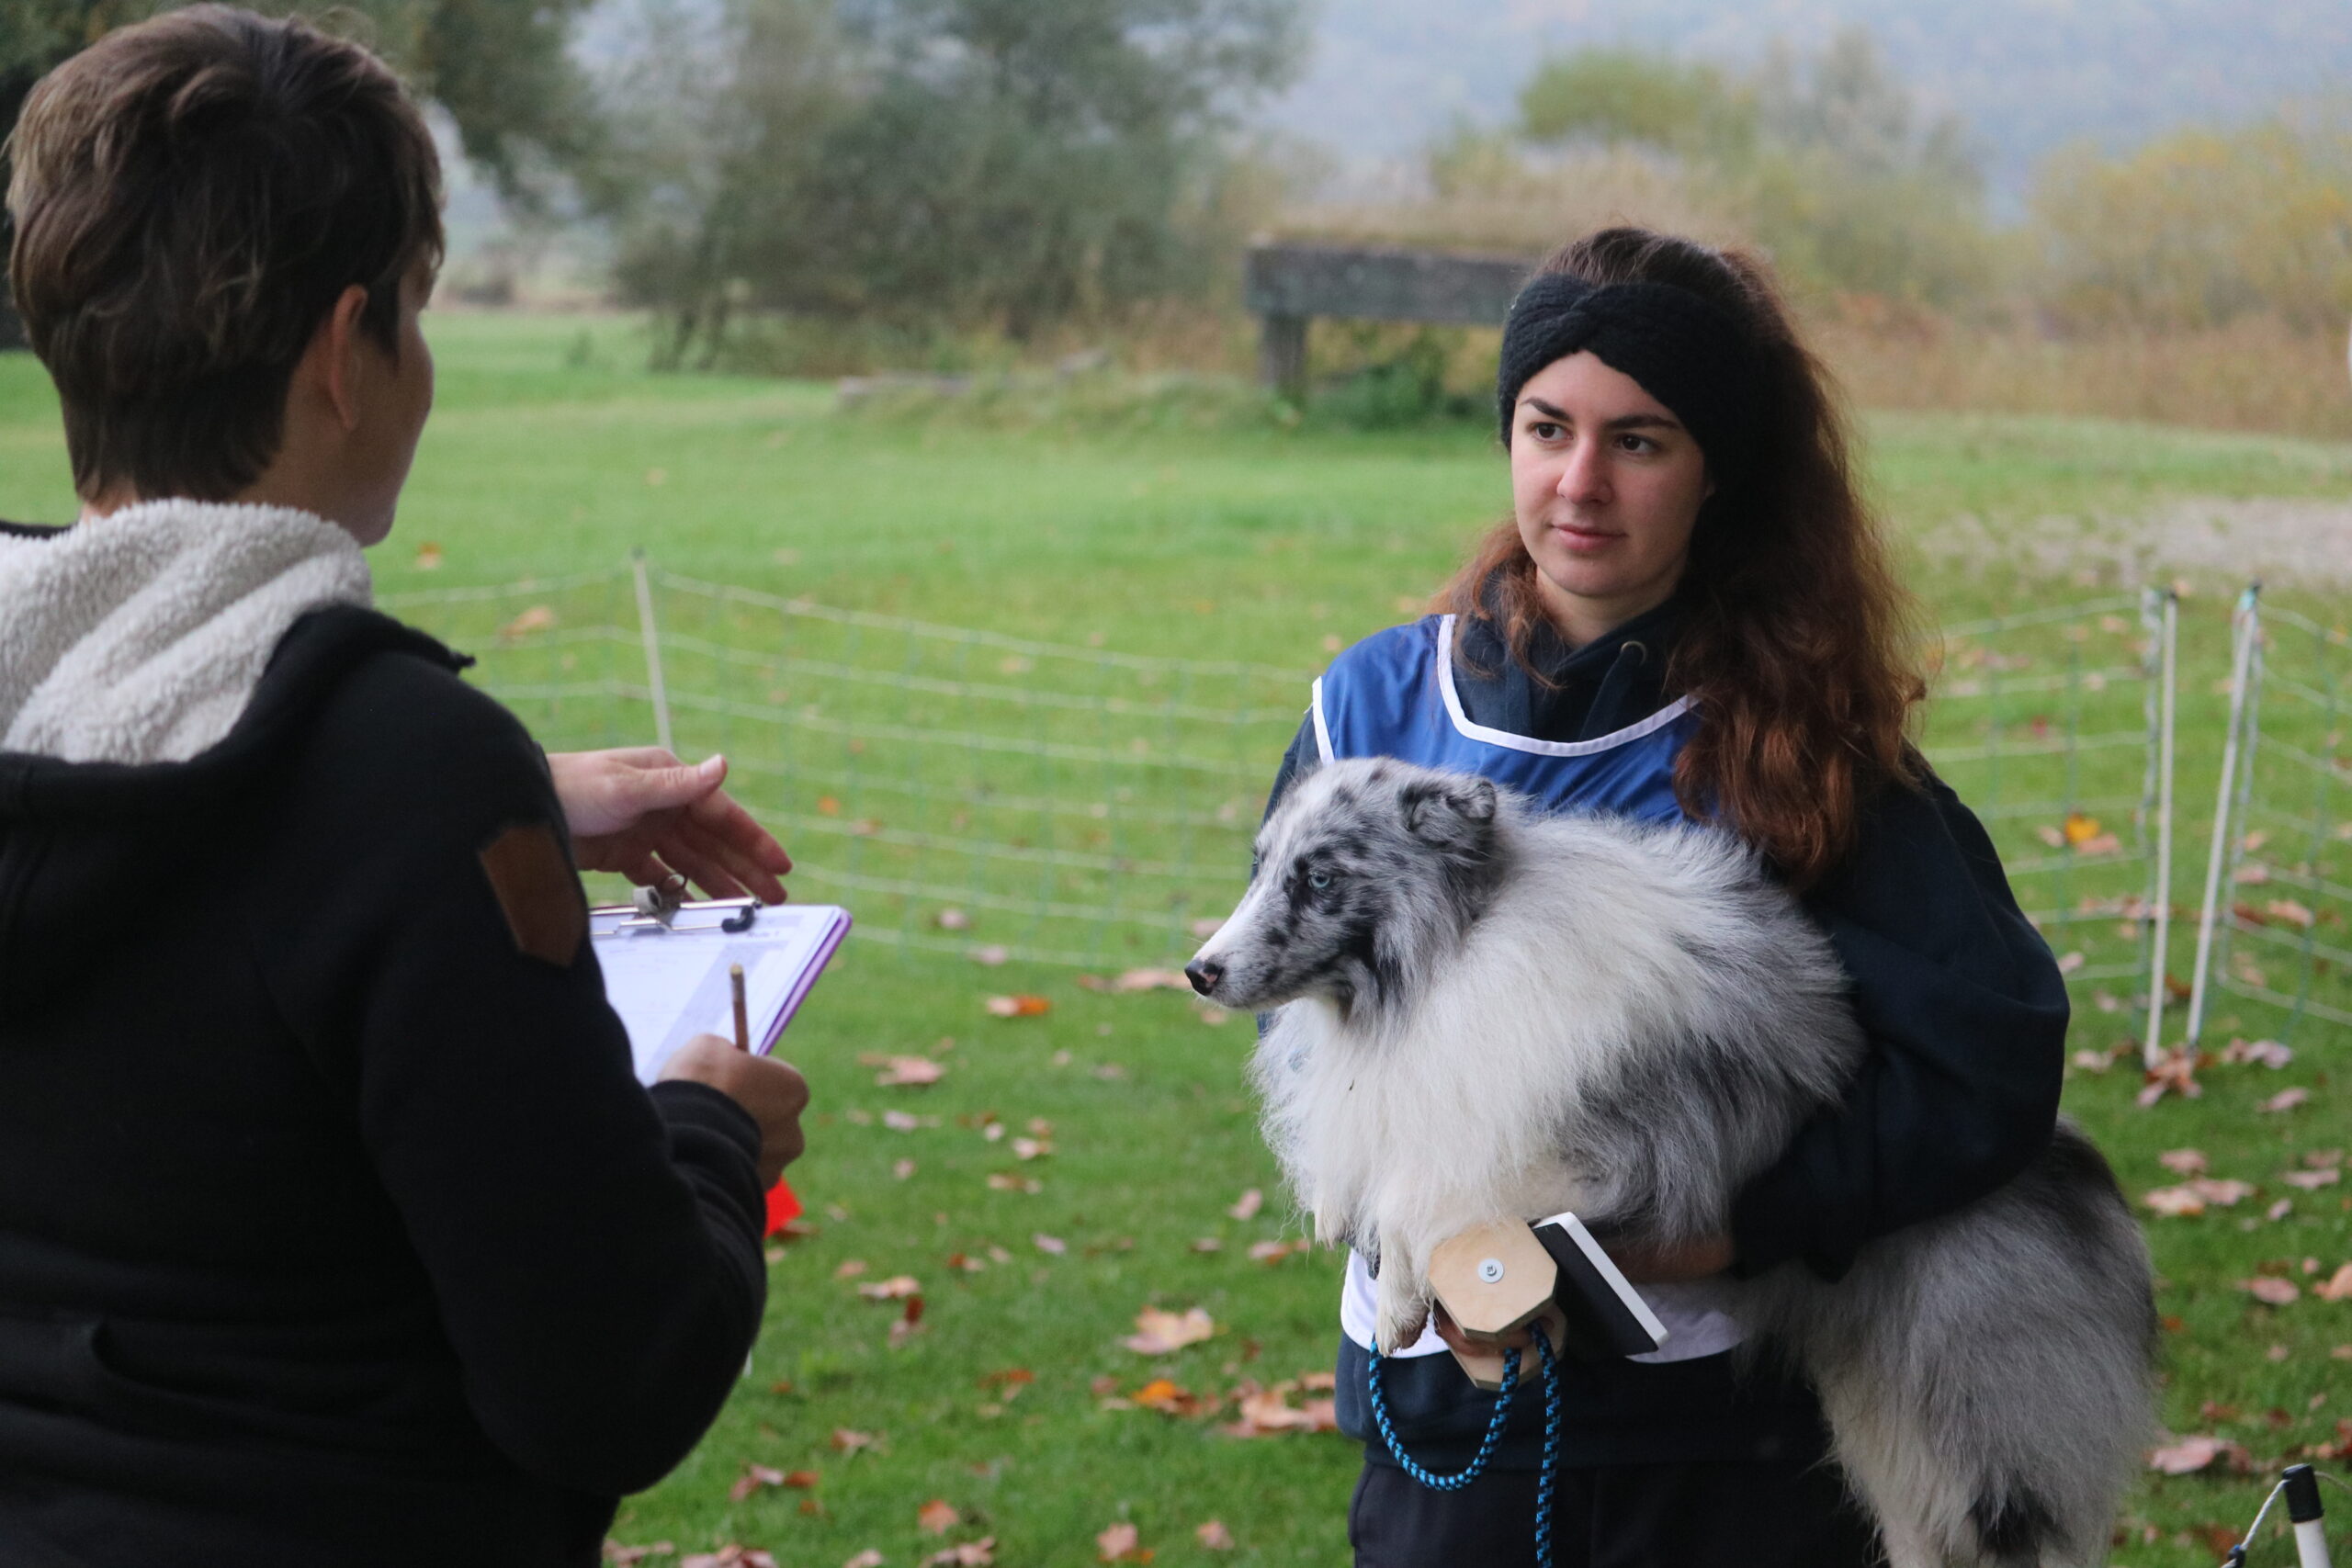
[
  {"x1": 6, "y1": 5, "x2": 442, "y2": 501},
  {"x1": 1446, "y1": 227, "x2": 1926, "y2": 888}
]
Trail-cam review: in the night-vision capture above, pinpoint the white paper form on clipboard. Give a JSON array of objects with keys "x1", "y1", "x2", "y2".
[{"x1": 590, "y1": 898, "x2": 851, "y2": 1084}]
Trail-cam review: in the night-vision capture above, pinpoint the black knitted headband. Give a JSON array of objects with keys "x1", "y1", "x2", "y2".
[{"x1": 1495, "y1": 274, "x2": 1758, "y2": 487}]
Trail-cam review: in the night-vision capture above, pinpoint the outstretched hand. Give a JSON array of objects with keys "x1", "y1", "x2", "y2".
[{"x1": 548, "y1": 749, "x2": 791, "y2": 903}]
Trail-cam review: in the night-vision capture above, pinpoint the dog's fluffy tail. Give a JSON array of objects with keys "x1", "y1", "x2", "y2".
[{"x1": 1740, "y1": 1122, "x2": 2158, "y2": 1567}]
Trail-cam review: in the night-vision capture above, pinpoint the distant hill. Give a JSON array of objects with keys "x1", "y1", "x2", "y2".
[{"x1": 1271, "y1": 0, "x2": 2352, "y2": 203}]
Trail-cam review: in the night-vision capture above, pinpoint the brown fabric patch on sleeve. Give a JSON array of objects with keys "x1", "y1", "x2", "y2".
[{"x1": 478, "y1": 821, "x2": 587, "y2": 967}]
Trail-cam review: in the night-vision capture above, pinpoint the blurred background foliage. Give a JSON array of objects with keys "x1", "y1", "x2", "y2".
[{"x1": 5, "y1": 1, "x2": 2352, "y2": 434}]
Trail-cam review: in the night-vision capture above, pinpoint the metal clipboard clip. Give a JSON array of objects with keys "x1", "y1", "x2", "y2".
[{"x1": 599, "y1": 887, "x2": 761, "y2": 935}]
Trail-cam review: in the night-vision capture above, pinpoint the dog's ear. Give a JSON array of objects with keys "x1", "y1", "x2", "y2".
[{"x1": 1403, "y1": 776, "x2": 1498, "y2": 850}]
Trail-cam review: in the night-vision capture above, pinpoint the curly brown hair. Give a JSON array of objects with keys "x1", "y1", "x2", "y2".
[{"x1": 1443, "y1": 226, "x2": 1925, "y2": 888}]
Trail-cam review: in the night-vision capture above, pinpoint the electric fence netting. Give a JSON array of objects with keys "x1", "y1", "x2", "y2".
[
  {"x1": 1916, "y1": 589, "x2": 2179, "y2": 1063},
  {"x1": 381, "y1": 566, "x2": 2177, "y2": 1005},
  {"x1": 2187, "y1": 588, "x2": 2352, "y2": 1046},
  {"x1": 383, "y1": 560, "x2": 1309, "y2": 969}
]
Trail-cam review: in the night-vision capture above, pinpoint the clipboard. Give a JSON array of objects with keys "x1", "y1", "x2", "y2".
[{"x1": 590, "y1": 896, "x2": 851, "y2": 1084}]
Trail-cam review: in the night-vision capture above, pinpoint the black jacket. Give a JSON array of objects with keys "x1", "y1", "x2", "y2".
[
  {"x1": 0, "y1": 536, "x2": 766, "y2": 1564},
  {"x1": 1275, "y1": 604, "x2": 2069, "y2": 1465}
]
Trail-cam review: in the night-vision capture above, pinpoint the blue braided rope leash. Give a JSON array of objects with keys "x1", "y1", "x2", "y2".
[{"x1": 1367, "y1": 1328, "x2": 1564, "y2": 1563}]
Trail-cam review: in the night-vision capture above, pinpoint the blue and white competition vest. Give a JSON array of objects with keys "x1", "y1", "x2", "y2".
[{"x1": 1316, "y1": 615, "x2": 1742, "y2": 1365}]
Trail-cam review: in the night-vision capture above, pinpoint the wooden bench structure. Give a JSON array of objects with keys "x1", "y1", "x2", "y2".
[{"x1": 1243, "y1": 242, "x2": 1532, "y2": 401}]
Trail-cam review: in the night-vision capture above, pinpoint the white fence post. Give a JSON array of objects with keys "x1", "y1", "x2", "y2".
[
  {"x1": 2185, "y1": 583, "x2": 2261, "y2": 1049},
  {"x1": 2141, "y1": 588, "x2": 2179, "y2": 1066},
  {"x1": 631, "y1": 549, "x2": 675, "y2": 756}
]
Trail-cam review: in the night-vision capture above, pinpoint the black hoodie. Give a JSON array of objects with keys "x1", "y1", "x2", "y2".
[{"x1": 0, "y1": 522, "x2": 765, "y2": 1565}]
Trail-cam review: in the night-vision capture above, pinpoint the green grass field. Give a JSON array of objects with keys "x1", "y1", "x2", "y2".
[{"x1": 3, "y1": 311, "x2": 2347, "y2": 1567}]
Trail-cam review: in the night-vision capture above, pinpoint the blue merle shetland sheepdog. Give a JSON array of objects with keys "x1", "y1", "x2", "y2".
[{"x1": 1186, "y1": 757, "x2": 2157, "y2": 1568}]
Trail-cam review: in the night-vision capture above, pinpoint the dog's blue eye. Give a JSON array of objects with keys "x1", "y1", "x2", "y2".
[{"x1": 1308, "y1": 872, "x2": 1332, "y2": 890}]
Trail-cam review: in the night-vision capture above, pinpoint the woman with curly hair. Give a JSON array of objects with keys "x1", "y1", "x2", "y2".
[{"x1": 1260, "y1": 227, "x2": 2068, "y2": 1566}]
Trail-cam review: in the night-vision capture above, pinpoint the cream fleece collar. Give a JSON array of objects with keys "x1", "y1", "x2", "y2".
[{"x1": 0, "y1": 500, "x2": 373, "y2": 764}]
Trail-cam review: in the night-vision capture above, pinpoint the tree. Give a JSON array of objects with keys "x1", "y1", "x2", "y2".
[
  {"x1": 1, "y1": 0, "x2": 600, "y2": 346},
  {"x1": 595, "y1": 0, "x2": 1308, "y2": 363}
]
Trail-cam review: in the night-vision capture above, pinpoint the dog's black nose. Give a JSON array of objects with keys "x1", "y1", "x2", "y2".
[{"x1": 1185, "y1": 958, "x2": 1223, "y2": 996}]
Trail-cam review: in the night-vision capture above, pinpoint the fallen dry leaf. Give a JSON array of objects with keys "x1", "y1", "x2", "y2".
[
  {"x1": 1096, "y1": 1521, "x2": 1148, "y2": 1562},
  {"x1": 858, "y1": 1276, "x2": 922, "y2": 1301},
  {"x1": 2148, "y1": 1434, "x2": 2251, "y2": 1475},
  {"x1": 936, "y1": 908, "x2": 972, "y2": 931},
  {"x1": 1034, "y1": 1234, "x2": 1068, "y2": 1255},
  {"x1": 2312, "y1": 1264, "x2": 2352, "y2": 1303},
  {"x1": 2285, "y1": 1168, "x2": 2341, "y2": 1190},
  {"x1": 2267, "y1": 899, "x2": 2317, "y2": 928},
  {"x1": 883, "y1": 1111, "x2": 923, "y2": 1132},
  {"x1": 1247, "y1": 1238, "x2": 1311, "y2": 1264},
  {"x1": 2241, "y1": 1277, "x2": 2301, "y2": 1305},
  {"x1": 925, "y1": 1541, "x2": 996, "y2": 1567},
  {"x1": 970, "y1": 944, "x2": 1010, "y2": 966},
  {"x1": 1191, "y1": 1237, "x2": 1222, "y2": 1253},
  {"x1": 830, "y1": 1428, "x2": 883, "y2": 1454},
  {"x1": 681, "y1": 1550, "x2": 776, "y2": 1568},
  {"x1": 2144, "y1": 1178, "x2": 2257, "y2": 1217},
  {"x1": 1195, "y1": 1520, "x2": 1235, "y2": 1551},
  {"x1": 2159, "y1": 1148, "x2": 2209, "y2": 1175},
  {"x1": 605, "y1": 1544, "x2": 675, "y2": 1566},
  {"x1": 842, "y1": 1553, "x2": 886, "y2": 1568},
  {"x1": 413, "y1": 541, "x2": 445, "y2": 570},
  {"x1": 2260, "y1": 1088, "x2": 2312, "y2": 1114},
  {"x1": 894, "y1": 1158, "x2": 918, "y2": 1181},
  {"x1": 986, "y1": 1173, "x2": 1042, "y2": 1194},
  {"x1": 729, "y1": 1463, "x2": 789, "y2": 1502},
  {"x1": 1124, "y1": 1305, "x2": 1216, "y2": 1355},
  {"x1": 1012, "y1": 1137, "x2": 1050, "y2": 1161},
  {"x1": 2222, "y1": 1038, "x2": 2296, "y2": 1068},
  {"x1": 1227, "y1": 1189, "x2": 1265, "y2": 1222},
  {"x1": 874, "y1": 1055, "x2": 946, "y2": 1088},
  {"x1": 498, "y1": 604, "x2": 558, "y2": 640},
  {"x1": 834, "y1": 1259, "x2": 870, "y2": 1280},
  {"x1": 2063, "y1": 812, "x2": 2101, "y2": 847},
  {"x1": 919, "y1": 1499, "x2": 961, "y2": 1535},
  {"x1": 985, "y1": 995, "x2": 1051, "y2": 1018}
]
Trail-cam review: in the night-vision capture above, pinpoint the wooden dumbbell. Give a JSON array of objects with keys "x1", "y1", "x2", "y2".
[{"x1": 1426, "y1": 1220, "x2": 1570, "y2": 1391}]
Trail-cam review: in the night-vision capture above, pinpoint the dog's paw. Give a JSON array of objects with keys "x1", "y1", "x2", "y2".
[{"x1": 1374, "y1": 1279, "x2": 1431, "y2": 1355}]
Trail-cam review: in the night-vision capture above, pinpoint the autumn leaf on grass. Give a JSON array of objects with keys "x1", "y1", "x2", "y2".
[
  {"x1": 1227, "y1": 1189, "x2": 1263, "y2": 1222},
  {"x1": 1226, "y1": 1381, "x2": 1340, "y2": 1437},
  {"x1": 1110, "y1": 968, "x2": 1191, "y2": 993},
  {"x1": 888, "y1": 1295, "x2": 926, "y2": 1349},
  {"x1": 872, "y1": 1055, "x2": 947, "y2": 1088},
  {"x1": 858, "y1": 1276, "x2": 922, "y2": 1301},
  {"x1": 1034, "y1": 1234, "x2": 1068, "y2": 1255},
  {"x1": 604, "y1": 1544, "x2": 675, "y2": 1566},
  {"x1": 985, "y1": 995, "x2": 1050, "y2": 1018},
  {"x1": 2284, "y1": 1168, "x2": 2340, "y2": 1190},
  {"x1": 926, "y1": 1541, "x2": 997, "y2": 1567},
  {"x1": 919, "y1": 1500, "x2": 962, "y2": 1535},
  {"x1": 834, "y1": 1259, "x2": 870, "y2": 1280},
  {"x1": 1195, "y1": 1521, "x2": 1235, "y2": 1551},
  {"x1": 2260, "y1": 1088, "x2": 2312, "y2": 1114},
  {"x1": 2222, "y1": 1038, "x2": 2295, "y2": 1068},
  {"x1": 1123, "y1": 1305, "x2": 1215, "y2": 1354},
  {"x1": 498, "y1": 604, "x2": 558, "y2": 641},
  {"x1": 2241, "y1": 1277, "x2": 2301, "y2": 1305},
  {"x1": 2148, "y1": 1435, "x2": 2252, "y2": 1475},
  {"x1": 729, "y1": 1464, "x2": 791, "y2": 1502},
  {"x1": 2159, "y1": 1148, "x2": 2210, "y2": 1175},
  {"x1": 681, "y1": 1550, "x2": 775, "y2": 1568},
  {"x1": 1248, "y1": 1239, "x2": 1311, "y2": 1265},
  {"x1": 2312, "y1": 1265, "x2": 2352, "y2": 1303},
  {"x1": 830, "y1": 1428, "x2": 884, "y2": 1454},
  {"x1": 2144, "y1": 1179, "x2": 2256, "y2": 1217},
  {"x1": 842, "y1": 1553, "x2": 885, "y2": 1568},
  {"x1": 413, "y1": 541, "x2": 445, "y2": 570},
  {"x1": 2137, "y1": 1048, "x2": 2202, "y2": 1107},
  {"x1": 2062, "y1": 812, "x2": 2101, "y2": 847},
  {"x1": 1096, "y1": 1522, "x2": 1151, "y2": 1562},
  {"x1": 1131, "y1": 1378, "x2": 1212, "y2": 1417}
]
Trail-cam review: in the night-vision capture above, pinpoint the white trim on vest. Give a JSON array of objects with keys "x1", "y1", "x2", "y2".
[
  {"x1": 1308, "y1": 678, "x2": 1335, "y2": 763},
  {"x1": 1433, "y1": 615, "x2": 1693, "y2": 757}
]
